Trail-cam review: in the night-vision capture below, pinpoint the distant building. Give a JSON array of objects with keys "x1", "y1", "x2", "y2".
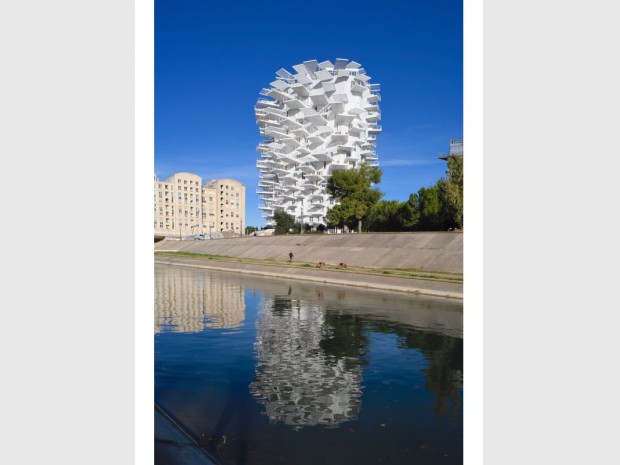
[
  {"x1": 255, "y1": 58, "x2": 381, "y2": 228},
  {"x1": 154, "y1": 173, "x2": 245, "y2": 239},
  {"x1": 439, "y1": 138, "x2": 463, "y2": 160}
]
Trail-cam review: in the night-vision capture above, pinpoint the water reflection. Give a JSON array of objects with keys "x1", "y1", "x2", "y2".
[
  {"x1": 248, "y1": 283, "x2": 463, "y2": 428},
  {"x1": 249, "y1": 291, "x2": 363, "y2": 427},
  {"x1": 154, "y1": 265, "x2": 464, "y2": 464},
  {"x1": 154, "y1": 265, "x2": 245, "y2": 332}
]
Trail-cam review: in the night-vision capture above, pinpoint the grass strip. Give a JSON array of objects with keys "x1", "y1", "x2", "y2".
[{"x1": 155, "y1": 251, "x2": 463, "y2": 283}]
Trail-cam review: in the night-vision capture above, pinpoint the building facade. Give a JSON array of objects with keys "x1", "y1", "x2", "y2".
[
  {"x1": 154, "y1": 173, "x2": 245, "y2": 238},
  {"x1": 255, "y1": 58, "x2": 381, "y2": 228}
]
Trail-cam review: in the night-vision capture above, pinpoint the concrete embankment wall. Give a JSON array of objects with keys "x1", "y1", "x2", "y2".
[{"x1": 154, "y1": 232, "x2": 463, "y2": 274}]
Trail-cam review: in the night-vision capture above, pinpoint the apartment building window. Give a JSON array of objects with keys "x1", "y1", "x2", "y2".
[
  {"x1": 184, "y1": 180, "x2": 187, "y2": 184},
  {"x1": 165, "y1": 185, "x2": 168, "y2": 190},
  {"x1": 159, "y1": 222, "x2": 163, "y2": 228},
  {"x1": 231, "y1": 186, "x2": 234, "y2": 190},
  {"x1": 158, "y1": 184, "x2": 162, "y2": 188}
]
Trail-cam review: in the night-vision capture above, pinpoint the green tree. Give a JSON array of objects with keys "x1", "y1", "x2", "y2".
[
  {"x1": 399, "y1": 194, "x2": 420, "y2": 230},
  {"x1": 415, "y1": 186, "x2": 444, "y2": 230},
  {"x1": 440, "y1": 154, "x2": 463, "y2": 229},
  {"x1": 366, "y1": 200, "x2": 403, "y2": 232},
  {"x1": 326, "y1": 163, "x2": 383, "y2": 233},
  {"x1": 273, "y1": 210, "x2": 296, "y2": 235}
]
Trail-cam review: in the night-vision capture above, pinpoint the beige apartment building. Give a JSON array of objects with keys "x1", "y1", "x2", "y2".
[{"x1": 154, "y1": 172, "x2": 246, "y2": 239}]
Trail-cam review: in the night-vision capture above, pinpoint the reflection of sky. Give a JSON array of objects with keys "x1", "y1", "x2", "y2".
[
  {"x1": 249, "y1": 295, "x2": 362, "y2": 427},
  {"x1": 154, "y1": 266, "x2": 245, "y2": 332}
]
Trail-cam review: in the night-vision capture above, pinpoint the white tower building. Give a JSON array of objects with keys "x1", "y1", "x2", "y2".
[{"x1": 255, "y1": 58, "x2": 381, "y2": 228}]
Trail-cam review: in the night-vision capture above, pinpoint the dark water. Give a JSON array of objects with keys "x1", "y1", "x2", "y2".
[{"x1": 155, "y1": 264, "x2": 463, "y2": 465}]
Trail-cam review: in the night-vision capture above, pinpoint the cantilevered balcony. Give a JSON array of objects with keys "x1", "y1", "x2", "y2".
[
  {"x1": 256, "y1": 99, "x2": 280, "y2": 108},
  {"x1": 284, "y1": 98, "x2": 305, "y2": 109},
  {"x1": 309, "y1": 89, "x2": 329, "y2": 106},
  {"x1": 311, "y1": 152, "x2": 333, "y2": 162},
  {"x1": 290, "y1": 83, "x2": 310, "y2": 97},
  {"x1": 350, "y1": 80, "x2": 366, "y2": 93},
  {"x1": 330, "y1": 132, "x2": 349, "y2": 144},
  {"x1": 303, "y1": 113, "x2": 327, "y2": 126}
]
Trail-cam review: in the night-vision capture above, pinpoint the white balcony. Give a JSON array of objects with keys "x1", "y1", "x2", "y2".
[
  {"x1": 350, "y1": 81, "x2": 366, "y2": 93},
  {"x1": 290, "y1": 83, "x2": 309, "y2": 97},
  {"x1": 311, "y1": 152, "x2": 333, "y2": 161}
]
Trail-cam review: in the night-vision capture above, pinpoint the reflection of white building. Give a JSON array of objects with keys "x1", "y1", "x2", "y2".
[
  {"x1": 154, "y1": 266, "x2": 245, "y2": 333},
  {"x1": 249, "y1": 295, "x2": 362, "y2": 426}
]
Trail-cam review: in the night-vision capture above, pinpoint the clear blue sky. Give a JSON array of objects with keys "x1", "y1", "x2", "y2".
[{"x1": 155, "y1": 0, "x2": 463, "y2": 228}]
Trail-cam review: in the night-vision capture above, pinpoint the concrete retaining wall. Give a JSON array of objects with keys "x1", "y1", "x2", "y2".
[{"x1": 155, "y1": 232, "x2": 463, "y2": 274}]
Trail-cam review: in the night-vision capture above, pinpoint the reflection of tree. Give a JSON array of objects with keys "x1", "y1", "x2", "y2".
[
  {"x1": 403, "y1": 332, "x2": 462, "y2": 421},
  {"x1": 370, "y1": 322, "x2": 463, "y2": 422},
  {"x1": 249, "y1": 295, "x2": 363, "y2": 427},
  {"x1": 320, "y1": 311, "x2": 369, "y2": 371}
]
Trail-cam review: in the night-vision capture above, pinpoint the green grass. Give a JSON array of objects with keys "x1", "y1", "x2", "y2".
[{"x1": 155, "y1": 251, "x2": 463, "y2": 283}]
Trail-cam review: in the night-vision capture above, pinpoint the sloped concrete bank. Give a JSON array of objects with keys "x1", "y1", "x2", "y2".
[
  {"x1": 154, "y1": 256, "x2": 463, "y2": 299},
  {"x1": 154, "y1": 231, "x2": 463, "y2": 274}
]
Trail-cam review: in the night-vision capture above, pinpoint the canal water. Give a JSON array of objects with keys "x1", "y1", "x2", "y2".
[{"x1": 155, "y1": 263, "x2": 463, "y2": 465}]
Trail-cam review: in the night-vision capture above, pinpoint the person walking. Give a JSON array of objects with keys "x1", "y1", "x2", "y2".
[{"x1": 288, "y1": 251, "x2": 294, "y2": 263}]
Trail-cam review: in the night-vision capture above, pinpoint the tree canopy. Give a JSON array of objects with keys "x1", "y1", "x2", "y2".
[
  {"x1": 273, "y1": 210, "x2": 296, "y2": 235},
  {"x1": 440, "y1": 154, "x2": 463, "y2": 229},
  {"x1": 326, "y1": 163, "x2": 383, "y2": 232}
]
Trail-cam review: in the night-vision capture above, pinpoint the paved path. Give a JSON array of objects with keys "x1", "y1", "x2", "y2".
[{"x1": 154, "y1": 256, "x2": 463, "y2": 299}]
